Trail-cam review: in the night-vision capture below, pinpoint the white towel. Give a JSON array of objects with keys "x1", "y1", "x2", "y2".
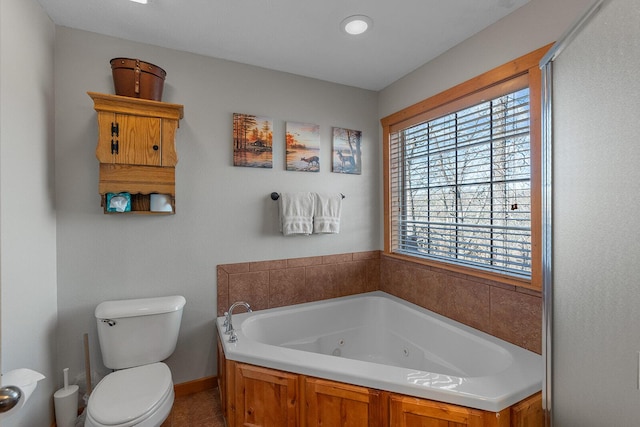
[
  {"x1": 279, "y1": 192, "x2": 315, "y2": 236},
  {"x1": 313, "y1": 193, "x2": 342, "y2": 234}
]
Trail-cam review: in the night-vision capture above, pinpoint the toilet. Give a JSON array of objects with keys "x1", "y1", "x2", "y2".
[{"x1": 85, "y1": 295, "x2": 186, "y2": 427}]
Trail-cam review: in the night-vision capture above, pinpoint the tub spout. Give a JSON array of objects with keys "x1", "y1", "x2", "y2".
[{"x1": 224, "y1": 301, "x2": 252, "y2": 339}]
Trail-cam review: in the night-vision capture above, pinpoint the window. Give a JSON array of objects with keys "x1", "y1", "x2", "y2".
[{"x1": 381, "y1": 46, "x2": 549, "y2": 289}]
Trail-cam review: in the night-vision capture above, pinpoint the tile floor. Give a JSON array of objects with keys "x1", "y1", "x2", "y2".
[{"x1": 161, "y1": 387, "x2": 226, "y2": 426}]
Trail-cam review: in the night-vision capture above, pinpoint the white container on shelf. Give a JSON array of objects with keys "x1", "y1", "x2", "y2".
[{"x1": 150, "y1": 194, "x2": 172, "y2": 212}]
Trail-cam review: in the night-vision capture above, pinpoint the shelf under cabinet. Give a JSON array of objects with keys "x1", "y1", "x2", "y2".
[{"x1": 100, "y1": 193, "x2": 175, "y2": 215}]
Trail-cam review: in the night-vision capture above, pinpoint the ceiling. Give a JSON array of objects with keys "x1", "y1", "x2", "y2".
[{"x1": 36, "y1": 0, "x2": 529, "y2": 91}]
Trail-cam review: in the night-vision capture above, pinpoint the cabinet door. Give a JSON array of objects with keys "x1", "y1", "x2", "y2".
[
  {"x1": 304, "y1": 377, "x2": 385, "y2": 427},
  {"x1": 510, "y1": 392, "x2": 542, "y2": 427},
  {"x1": 389, "y1": 394, "x2": 487, "y2": 427},
  {"x1": 234, "y1": 363, "x2": 299, "y2": 427},
  {"x1": 116, "y1": 114, "x2": 161, "y2": 165},
  {"x1": 96, "y1": 112, "x2": 161, "y2": 166}
]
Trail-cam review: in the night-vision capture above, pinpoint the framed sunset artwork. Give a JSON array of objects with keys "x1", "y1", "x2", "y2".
[
  {"x1": 285, "y1": 121, "x2": 320, "y2": 172},
  {"x1": 233, "y1": 113, "x2": 273, "y2": 168}
]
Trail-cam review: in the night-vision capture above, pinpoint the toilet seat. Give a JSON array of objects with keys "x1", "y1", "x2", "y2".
[{"x1": 86, "y1": 362, "x2": 174, "y2": 427}]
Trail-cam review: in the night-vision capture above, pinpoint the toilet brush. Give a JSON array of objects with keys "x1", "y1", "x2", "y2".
[{"x1": 54, "y1": 368, "x2": 79, "y2": 427}]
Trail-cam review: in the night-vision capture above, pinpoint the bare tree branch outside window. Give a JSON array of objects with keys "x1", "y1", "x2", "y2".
[{"x1": 391, "y1": 88, "x2": 531, "y2": 278}]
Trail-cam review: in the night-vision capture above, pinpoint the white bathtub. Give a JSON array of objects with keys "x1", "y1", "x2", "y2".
[{"x1": 216, "y1": 291, "x2": 542, "y2": 412}]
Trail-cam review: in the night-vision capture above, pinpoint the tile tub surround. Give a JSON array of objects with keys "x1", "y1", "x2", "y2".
[
  {"x1": 217, "y1": 251, "x2": 381, "y2": 316},
  {"x1": 380, "y1": 255, "x2": 542, "y2": 354},
  {"x1": 217, "y1": 250, "x2": 541, "y2": 354}
]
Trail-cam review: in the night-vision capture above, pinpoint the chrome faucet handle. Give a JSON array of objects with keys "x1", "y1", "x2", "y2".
[
  {"x1": 223, "y1": 312, "x2": 232, "y2": 335},
  {"x1": 228, "y1": 330, "x2": 238, "y2": 343},
  {"x1": 222, "y1": 312, "x2": 229, "y2": 327},
  {"x1": 224, "y1": 312, "x2": 233, "y2": 335}
]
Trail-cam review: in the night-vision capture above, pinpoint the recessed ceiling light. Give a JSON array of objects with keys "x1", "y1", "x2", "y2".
[
  {"x1": 341, "y1": 15, "x2": 373, "y2": 36},
  {"x1": 129, "y1": 0, "x2": 148, "y2": 4}
]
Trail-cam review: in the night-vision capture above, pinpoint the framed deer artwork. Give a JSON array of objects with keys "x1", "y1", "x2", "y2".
[
  {"x1": 332, "y1": 127, "x2": 362, "y2": 175},
  {"x1": 285, "y1": 121, "x2": 320, "y2": 172}
]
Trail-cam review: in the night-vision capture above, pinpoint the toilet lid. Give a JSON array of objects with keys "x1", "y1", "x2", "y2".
[{"x1": 88, "y1": 362, "x2": 172, "y2": 426}]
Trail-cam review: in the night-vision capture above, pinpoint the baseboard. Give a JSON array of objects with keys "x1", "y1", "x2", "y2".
[{"x1": 174, "y1": 375, "x2": 217, "y2": 397}]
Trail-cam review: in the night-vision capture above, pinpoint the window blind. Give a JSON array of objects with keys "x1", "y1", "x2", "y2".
[{"x1": 389, "y1": 87, "x2": 531, "y2": 278}]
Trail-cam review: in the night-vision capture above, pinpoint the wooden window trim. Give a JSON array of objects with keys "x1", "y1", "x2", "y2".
[{"x1": 380, "y1": 44, "x2": 552, "y2": 291}]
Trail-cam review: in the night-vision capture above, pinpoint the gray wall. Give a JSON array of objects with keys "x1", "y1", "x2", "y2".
[
  {"x1": 551, "y1": 0, "x2": 640, "y2": 424},
  {"x1": 0, "y1": 0, "x2": 58, "y2": 425},
  {"x1": 53, "y1": 27, "x2": 381, "y2": 385}
]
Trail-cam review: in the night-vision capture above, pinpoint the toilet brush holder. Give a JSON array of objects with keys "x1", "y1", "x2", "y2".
[
  {"x1": 54, "y1": 385, "x2": 78, "y2": 427},
  {"x1": 54, "y1": 369, "x2": 79, "y2": 427}
]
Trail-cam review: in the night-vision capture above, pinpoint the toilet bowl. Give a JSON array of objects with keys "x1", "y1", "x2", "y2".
[{"x1": 85, "y1": 363, "x2": 174, "y2": 427}]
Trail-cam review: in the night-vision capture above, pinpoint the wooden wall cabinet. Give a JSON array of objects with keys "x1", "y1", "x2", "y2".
[
  {"x1": 88, "y1": 92, "x2": 184, "y2": 214},
  {"x1": 218, "y1": 336, "x2": 542, "y2": 427}
]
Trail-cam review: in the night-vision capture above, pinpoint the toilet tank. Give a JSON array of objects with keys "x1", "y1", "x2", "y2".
[{"x1": 95, "y1": 295, "x2": 186, "y2": 370}]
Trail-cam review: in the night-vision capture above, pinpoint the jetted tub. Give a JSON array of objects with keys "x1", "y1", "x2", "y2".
[{"x1": 216, "y1": 291, "x2": 542, "y2": 412}]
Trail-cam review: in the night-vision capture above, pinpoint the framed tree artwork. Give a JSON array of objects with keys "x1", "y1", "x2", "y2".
[
  {"x1": 332, "y1": 127, "x2": 362, "y2": 174},
  {"x1": 233, "y1": 113, "x2": 273, "y2": 168}
]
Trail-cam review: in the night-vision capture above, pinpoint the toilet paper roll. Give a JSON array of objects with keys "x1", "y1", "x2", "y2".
[
  {"x1": 150, "y1": 194, "x2": 173, "y2": 212},
  {"x1": 0, "y1": 368, "x2": 45, "y2": 419},
  {"x1": 54, "y1": 384, "x2": 79, "y2": 427}
]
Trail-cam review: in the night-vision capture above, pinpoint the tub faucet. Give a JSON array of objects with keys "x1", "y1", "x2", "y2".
[{"x1": 224, "y1": 301, "x2": 252, "y2": 341}]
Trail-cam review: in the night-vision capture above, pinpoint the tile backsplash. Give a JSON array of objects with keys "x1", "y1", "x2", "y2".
[
  {"x1": 379, "y1": 255, "x2": 541, "y2": 354},
  {"x1": 217, "y1": 250, "x2": 541, "y2": 354},
  {"x1": 217, "y1": 251, "x2": 380, "y2": 316}
]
